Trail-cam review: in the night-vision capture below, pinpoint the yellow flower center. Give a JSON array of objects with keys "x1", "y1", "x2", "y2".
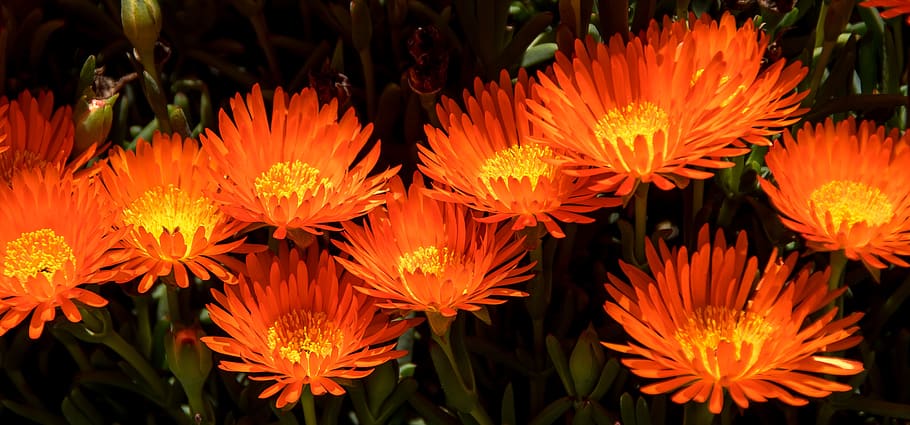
[
  {"x1": 674, "y1": 306, "x2": 776, "y2": 371},
  {"x1": 254, "y1": 161, "x2": 331, "y2": 204},
  {"x1": 266, "y1": 310, "x2": 345, "y2": 363},
  {"x1": 397, "y1": 245, "x2": 458, "y2": 277},
  {"x1": 593, "y1": 102, "x2": 669, "y2": 156},
  {"x1": 2, "y1": 228, "x2": 75, "y2": 283},
  {"x1": 122, "y1": 185, "x2": 222, "y2": 239},
  {"x1": 808, "y1": 180, "x2": 894, "y2": 228},
  {"x1": 479, "y1": 144, "x2": 557, "y2": 190}
]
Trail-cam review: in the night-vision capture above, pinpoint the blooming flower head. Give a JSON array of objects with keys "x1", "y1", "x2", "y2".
[
  {"x1": 0, "y1": 167, "x2": 131, "y2": 338},
  {"x1": 527, "y1": 13, "x2": 806, "y2": 196},
  {"x1": 603, "y1": 225, "x2": 864, "y2": 414},
  {"x1": 335, "y1": 174, "x2": 534, "y2": 331},
  {"x1": 200, "y1": 84, "x2": 399, "y2": 239},
  {"x1": 762, "y1": 118, "x2": 910, "y2": 269},
  {"x1": 201, "y1": 244, "x2": 420, "y2": 408},
  {"x1": 100, "y1": 133, "x2": 253, "y2": 293},
  {"x1": 419, "y1": 70, "x2": 620, "y2": 238},
  {"x1": 862, "y1": 0, "x2": 910, "y2": 24},
  {"x1": 0, "y1": 90, "x2": 96, "y2": 184},
  {"x1": 648, "y1": 12, "x2": 808, "y2": 146}
]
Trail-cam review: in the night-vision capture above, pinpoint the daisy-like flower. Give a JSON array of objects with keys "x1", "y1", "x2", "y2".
[
  {"x1": 201, "y1": 244, "x2": 420, "y2": 408},
  {"x1": 100, "y1": 133, "x2": 253, "y2": 293},
  {"x1": 0, "y1": 167, "x2": 131, "y2": 338},
  {"x1": 762, "y1": 118, "x2": 910, "y2": 269},
  {"x1": 419, "y1": 70, "x2": 620, "y2": 238},
  {"x1": 527, "y1": 14, "x2": 806, "y2": 196},
  {"x1": 648, "y1": 13, "x2": 808, "y2": 147},
  {"x1": 862, "y1": 0, "x2": 910, "y2": 24},
  {"x1": 200, "y1": 84, "x2": 399, "y2": 240},
  {"x1": 0, "y1": 90, "x2": 96, "y2": 183},
  {"x1": 602, "y1": 225, "x2": 864, "y2": 414},
  {"x1": 335, "y1": 174, "x2": 534, "y2": 333}
]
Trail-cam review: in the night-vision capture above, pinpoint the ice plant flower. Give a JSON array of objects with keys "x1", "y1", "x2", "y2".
[
  {"x1": 419, "y1": 70, "x2": 620, "y2": 238},
  {"x1": 0, "y1": 90, "x2": 96, "y2": 184},
  {"x1": 862, "y1": 0, "x2": 910, "y2": 24},
  {"x1": 762, "y1": 118, "x2": 910, "y2": 269},
  {"x1": 201, "y1": 244, "x2": 420, "y2": 408},
  {"x1": 648, "y1": 12, "x2": 808, "y2": 147},
  {"x1": 0, "y1": 167, "x2": 131, "y2": 338},
  {"x1": 335, "y1": 174, "x2": 534, "y2": 333},
  {"x1": 602, "y1": 226, "x2": 864, "y2": 414},
  {"x1": 200, "y1": 84, "x2": 399, "y2": 239},
  {"x1": 527, "y1": 15, "x2": 806, "y2": 196},
  {"x1": 100, "y1": 133, "x2": 252, "y2": 293}
]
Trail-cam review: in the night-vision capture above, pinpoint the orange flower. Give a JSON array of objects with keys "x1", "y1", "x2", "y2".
[
  {"x1": 762, "y1": 118, "x2": 910, "y2": 269},
  {"x1": 335, "y1": 175, "x2": 534, "y2": 328},
  {"x1": 100, "y1": 133, "x2": 253, "y2": 293},
  {"x1": 862, "y1": 0, "x2": 910, "y2": 24},
  {"x1": 200, "y1": 84, "x2": 399, "y2": 239},
  {"x1": 0, "y1": 91, "x2": 96, "y2": 183},
  {"x1": 201, "y1": 244, "x2": 420, "y2": 408},
  {"x1": 603, "y1": 226, "x2": 864, "y2": 414},
  {"x1": 419, "y1": 70, "x2": 620, "y2": 238},
  {"x1": 0, "y1": 167, "x2": 131, "y2": 338},
  {"x1": 527, "y1": 14, "x2": 806, "y2": 196},
  {"x1": 648, "y1": 13, "x2": 808, "y2": 147}
]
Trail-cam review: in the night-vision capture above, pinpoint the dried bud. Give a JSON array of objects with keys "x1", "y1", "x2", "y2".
[
  {"x1": 121, "y1": 0, "x2": 162, "y2": 69},
  {"x1": 309, "y1": 61, "x2": 351, "y2": 106},
  {"x1": 406, "y1": 26, "x2": 448, "y2": 95}
]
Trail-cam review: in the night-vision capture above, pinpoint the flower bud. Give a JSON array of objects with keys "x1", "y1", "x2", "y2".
[
  {"x1": 121, "y1": 0, "x2": 162, "y2": 68},
  {"x1": 166, "y1": 325, "x2": 213, "y2": 389},
  {"x1": 73, "y1": 93, "x2": 118, "y2": 155},
  {"x1": 569, "y1": 324, "x2": 606, "y2": 397}
]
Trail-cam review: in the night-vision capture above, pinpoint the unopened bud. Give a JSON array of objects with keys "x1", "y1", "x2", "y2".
[
  {"x1": 74, "y1": 94, "x2": 118, "y2": 155},
  {"x1": 121, "y1": 0, "x2": 162, "y2": 69},
  {"x1": 569, "y1": 324, "x2": 606, "y2": 397},
  {"x1": 166, "y1": 325, "x2": 214, "y2": 421}
]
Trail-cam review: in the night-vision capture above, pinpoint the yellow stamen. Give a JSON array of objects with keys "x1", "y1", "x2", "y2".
[
  {"x1": 397, "y1": 246, "x2": 458, "y2": 277},
  {"x1": 593, "y1": 102, "x2": 668, "y2": 168},
  {"x1": 479, "y1": 144, "x2": 557, "y2": 191},
  {"x1": 3, "y1": 228, "x2": 75, "y2": 283},
  {"x1": 122, "y1": 185, "x2": 222, "y2": 240},
  {"x1": 674, "y1": 306, "x2": 776, "y2": 377},
  {"x1": 809, "y1": 180, "x2": 893, "y2": 228},
  {"x1": 254, "y1": 161, "x2": 331, "y2": 205},
  {"x1": 267, "y1": 310, "x2": 344, "y2": 363}
]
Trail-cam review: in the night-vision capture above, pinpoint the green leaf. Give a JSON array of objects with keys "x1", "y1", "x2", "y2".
[
  {"x1": 528, "y1": 396, "x2": 572, "y2": 425},
  {"x1": 545, "y1": 335, "x2": 576, "y2": 397},
  {"x1": 620, "y1": 393, "x2": 636, "y2": 425}
]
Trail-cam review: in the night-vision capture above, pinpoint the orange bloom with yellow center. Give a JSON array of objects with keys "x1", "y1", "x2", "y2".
[
  {"x1": 603, "y1": 226, "x2": 864, "y2": 414},
  {"x1": 335, "y1": 175, "x2": 534, "y2": 324},
  {"x1": 0, "y1": 167, "x2": 132, "y2": 338},
  {"x1": 762, "y1": 118, "x2": 910, "y2": 269},
  {"x1": 527, "y1": 15, "x2": 806, "y2": 196},
  {"x1": 862, "y1": 0, "x2": 910, "y2": 24},
  {"x1": 100, "y1": 133, "x2": 253, "y2": 293},
  {"x1": 201, "y1": 244, "x2": 420, "y2": 408},
  {"x1": 200, "y1": 84, "x2": 399, "y2": 239},
  {"x1": 0, "y1": 91, "x2": 96, "y2": 184},
  {"x1": 649, "y1": 13, "x2": 808, "y2": 147},
  {"x1": 419, "y1": 70, "x2": 620, "y2": 238}
]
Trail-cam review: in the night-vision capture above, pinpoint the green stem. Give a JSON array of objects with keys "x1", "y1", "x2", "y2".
[
  {"x1": 431, "y1": 330, "x2": 494, "y2": 425},
  {"x1": 301, "y1": 385, "x2": 318, "y2": 425},
  {"x1": 359, "y1": 48, "x2": 376, "y2": 120},
  {"x1": 827, "y1": 250, "x2": 848, "y2": 315},
  {"x1": 633, "y1": 182, "x2": 650, "y2": 265},
  {"x1": 103, "y1": 330, "x2": 167, "y2": 399},
  {"x1": 683, "y1": 401, "x2": 715, "y2": 425},
  {"x1": 133, "y1": 295, "x2": 153, "y2": 358},
  {"x1": 691, "y1": 179, "x2": 704, "y2": 222},
  {"x1": 165, "y1": 281, "x2": 183, "y2": 325},
  {"x1": 249, "y1": 11, "x2": 282, "y2": 83}
]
